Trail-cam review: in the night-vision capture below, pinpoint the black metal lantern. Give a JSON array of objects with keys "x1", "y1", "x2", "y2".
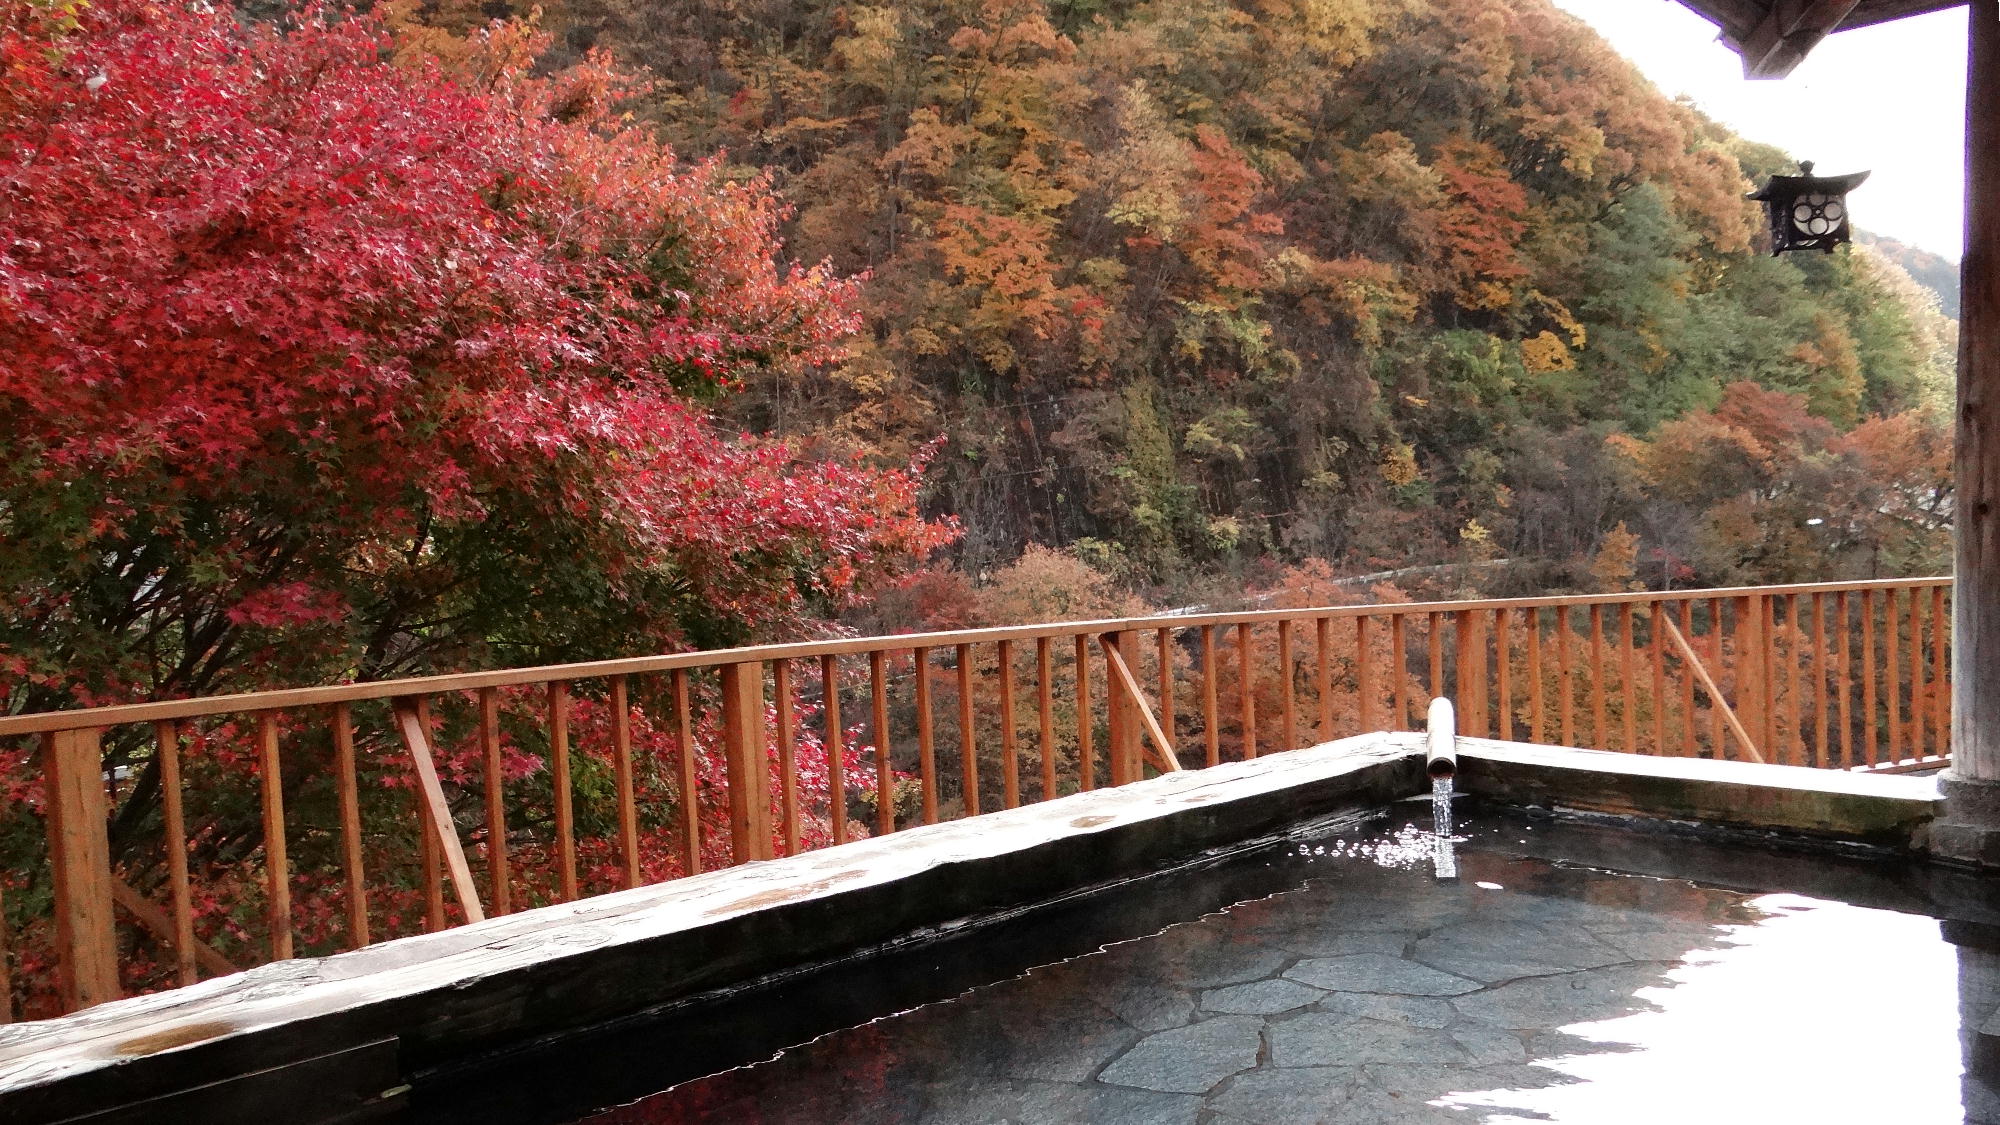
[{"x1": 1746, "y1": 161, "x2": 1870, "y2": 255}]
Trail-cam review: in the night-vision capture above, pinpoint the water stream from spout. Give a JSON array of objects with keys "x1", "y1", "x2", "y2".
[{"x1": 1431, "y1": 776, "x2": 1458, "y2": 880}]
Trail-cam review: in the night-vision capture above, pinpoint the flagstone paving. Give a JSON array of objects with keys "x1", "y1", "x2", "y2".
[{"x1": 598, "y1": 841, "x2": 1770, "y2": 1124}]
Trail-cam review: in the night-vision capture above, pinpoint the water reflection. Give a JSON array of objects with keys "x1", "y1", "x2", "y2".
[
  {"x1": 580, "y1": 820, "x2": 1977, "y2": 1125},
  {"x1": 1436, "y1": 893, "x2": 1958, "y2": 1123}
]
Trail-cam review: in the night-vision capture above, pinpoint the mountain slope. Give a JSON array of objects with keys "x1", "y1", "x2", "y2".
[{"x1": 412, "y1": 0, "x2": 1954, "y2": 594}]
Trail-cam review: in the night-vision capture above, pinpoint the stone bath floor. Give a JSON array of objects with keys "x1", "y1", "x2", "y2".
[{"x1": 587, "y1": 824, "x2": 1961, "y2": 1124}]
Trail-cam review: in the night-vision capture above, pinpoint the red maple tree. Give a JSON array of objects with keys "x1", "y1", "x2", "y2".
[{"x1": 0, "y1": 0, "x2": 949, "y2": 1013}]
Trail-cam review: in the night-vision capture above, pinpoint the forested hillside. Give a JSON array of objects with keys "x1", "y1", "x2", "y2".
[
  {"x1": 412, "y1": 0, "x2": 1955, "y2": 607},
  {"x1": 1857, "y1": 230, "x2": 1960, "y2": 318}
]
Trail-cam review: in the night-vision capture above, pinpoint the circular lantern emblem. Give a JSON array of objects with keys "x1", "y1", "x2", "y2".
[
  {"x1": 1790, "y1": 193, "x2": 1845, "y2": 237},
  {"x1": 1747, "y1": 163, "x2": 1868, "y2": 255}
]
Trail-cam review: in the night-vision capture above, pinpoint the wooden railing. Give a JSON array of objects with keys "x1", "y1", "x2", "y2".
[{"x1": 0, "y1": 576, "x2": 1951, "y2": 1020}]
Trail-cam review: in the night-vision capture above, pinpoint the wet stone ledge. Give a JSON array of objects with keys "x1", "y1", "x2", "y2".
[
  {"x1": 0, "y1": 736, "x2": 1425, "y2": 1125},
  {"x1": 1453, "y1": 738, "x2": 1940, "y2": 850}
]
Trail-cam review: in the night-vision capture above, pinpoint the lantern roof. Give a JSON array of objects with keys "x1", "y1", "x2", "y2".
[
  {"x1": 1667, "y1": 1, "x2": 1964, "y2": 78},
  {"x1": 1745, "y1": 165, "x2": 1872, "y2": 202}
]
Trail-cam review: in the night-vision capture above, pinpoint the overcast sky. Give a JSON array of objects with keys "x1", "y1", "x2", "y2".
[{"x1": 1550, "y1": 0, "x2": 1967, "y2": 262}]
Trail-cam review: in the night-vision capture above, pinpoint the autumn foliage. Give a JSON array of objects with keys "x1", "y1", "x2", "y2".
[
  {"x1": 0, "y1": 0, "x2": 948, "y2": 1013},
  {"x1": 0, "y1": 0, "x2": 1967, "y2": 1014},
  {"x1": 0, "y1": 0, "x2": 952, "y2": 708},
  {"x1": 500, "y1": 0, "x2": 1953, "y2": 593}
]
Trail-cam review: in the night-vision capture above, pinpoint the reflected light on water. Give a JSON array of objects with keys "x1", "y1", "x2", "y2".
[{"x1": 1436, "y1": 893, "x2": 1961, "y2": 1123}]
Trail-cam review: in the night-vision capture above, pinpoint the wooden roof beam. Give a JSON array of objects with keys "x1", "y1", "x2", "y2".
[
  {"x1": 1726, "y1": 0, "x2": 1866, "y2": 77},
  {"x1": 1677, "y1": 0, "x2": 1772, "y2": 42}
]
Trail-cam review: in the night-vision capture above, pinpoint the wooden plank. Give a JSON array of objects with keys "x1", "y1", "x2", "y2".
[
  {"x1": 1455, "y1": 612, "x2": 1477, "y2": 736},
  {"x1": 1862, "y1": 588, "x2": 1879, "y2": 767},
  {"x1": 1103, "y1": 632, "x2": 1141, "y2": 786},
  {"x1": 109, "y1": 879, "x2": 237, "y2": 979},
  {"x1": 1679, "y1": 601, "x2": 1697, "y2": 758},
  {"x1": 549, "y1": 682, "x2": 578, "y2": 900},
  {"x1": 1074, "y1": 635, "x2": 1094, "y2": 789},
  {"x1": 1768, "y1": 592, "x2": 1784, "y2": 748},
  {"x1": 1621, "y1": 606, "x2": 1638, "y2": 754},
  {"x1": 257, "y1": 714, "x2": 294, "y2": 959},
  {"x1": 155, "y1": 721, "x2": 197, "y2": 985},
  {"x1": 478, "y1": 690, "x2": 510, "y2": 915},
  {"x1": 392, "y1": 699, "x2": 486, "y2": 926},
  {"x1": 1099, "y1": 634, "x2": 1181, "y2": 774},
  {"x1": 1837, "y1": 592, "x2": 1855, "y2": 768},
  {"x1": 1466, "y1": 612, "x2": 1488, "y2": 736},
  {"x1": 997, "y1": 641, "x2": 1019, "y2": 809},
  {"x1": 957, "y1": 643, "x2": 980, "y2": 813},
  {"x1": 673, "y1": 669, "x2": 703, "y2": 873},
  {"x1": 1709, "y1": 600, "x2": 1726, "y2": 758},
  {"x1": 773, "y1": 662, "x2": 799, "y2": 855},
  {"x1": 1315, "y1": 617, "x2": 1334, "y2": 738},
  {"x1": 1237, "y1": 623, "x2": 1256, "y2": 758},
  {"x1": 1392, "y1": 614, "x2": 1411, "y2": 732},
  {"x1": 1201, "y1": 626, "x2": 1220, "y2": 769},
  {"x1": 1651, "y1": 602, "x2": 1668, "y2": 755},
  {"x1": 915, "y1": 646, "x2": 940, "y2": 815},
  {"x1": 1526, "y1": 610, "x2": 1544, "y2": 744},
  {"x1": 1493, "y1": 609, "x2": 1511, "y2": 742},
  {"x1": 611, "y1": 674, "x2": 642, "y2": 884},
  {"x1": 1038, "y1": 638, "x2": 1060, "y2": 794},
  {"x1": 43, "y1": 727, "x2": 118, "y2": 1011},
  {"x1": 1735, "y1": 596, "x2": 1760, "y2": 764},
  {"x1": 417, "y1": 752, "x2": 443, "y2": 932},
  {"x1": 719, "y1": 662, "x2": 774, "y2": 862},
  {"x1": 332, "y1": 704, "x2": 369, "y2": 948},
  {"x1": 1909, "y1": 587, "x2": 1926, "y2": 762},
  {"x1": 870, "y1": 652, "x2": 895, "y2": 835},
  {"x1": 1357, "y1": 617, "x2": 1377, "y2": 734},
  {"x1": 1277, "y1": 620, "x2": 1297, "y2": 752},
  {"x1": 0, "y1": 578, "x2": 1955, "y2": 738},
  {"x1": 1812, "y1": 594, "x2": 1829, "y2": 768},
  {"x1": 1590, "y1": 606, "x2": 1607, "y2": 748},
  {"x1": 1885, "y1": 589, "x2": 1903, "y2": 764},
  {"x1": 1786, "y1": 596, "x2": 1804, "y2": 765},
  {"x1": 1557, "y1": 606, "x2": 1574, "y2": 746},
  {"x1": 1661, "y1": 615, "x2": 1764, "y2": 763},
  {"x1": 822, "y1": 655, "x2": 847, "y2": 843},
  {"x1": 1932, "y1": 585, "x2": 1949, "y2": 758}
]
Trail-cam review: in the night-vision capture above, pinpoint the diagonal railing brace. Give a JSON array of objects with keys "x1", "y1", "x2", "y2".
[
  {"x1": 1659, "y1": 615, "x2": 1764, "y2": 764},
  {"x1": 1099, "y1": 635, "x2": 1182, "y2": 773},
  {"x1": 393, "y1": 698, "x2": 487, "y2": 923}
]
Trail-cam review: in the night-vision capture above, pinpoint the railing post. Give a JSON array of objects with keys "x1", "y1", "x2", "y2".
[
  {"x1": 1735, "y1": 594, "x2": 1765, "y2": 761},
  {"x1": 1104, "y1": 630, "x2": 1144, "y2": 786},
  {"x1": 721, "y1": 661, "x2": 774, "y2": 862},
  {"x1": 43, "y1": 727, "x2": 119, "y2": 1011}
]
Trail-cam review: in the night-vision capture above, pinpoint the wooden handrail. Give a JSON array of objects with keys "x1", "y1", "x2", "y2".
[
  {"x1": 0, "y1": 573, "x2": 1957, "y2": 1018},
  {"x1": 0, "y1": 577, "x2": 1953, "y2": 736}
]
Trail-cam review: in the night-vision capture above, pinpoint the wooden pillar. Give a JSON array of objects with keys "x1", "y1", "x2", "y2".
[
  {"x1": 720, "y1": 662, "x2": 774, "y2": 863},
  {"x1": 44, "y1": 728, "x2": 119, "y2": 1011},
  {"x1": 1941, "y1": 0, "x2": 2000, "y2": 863},
  {"x1": 1959, "y1": 0, "x2": 2000, "y2": 779},
  {"x1": 1104, "y1": 631, "x2": 1144, "y2": 787}
]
